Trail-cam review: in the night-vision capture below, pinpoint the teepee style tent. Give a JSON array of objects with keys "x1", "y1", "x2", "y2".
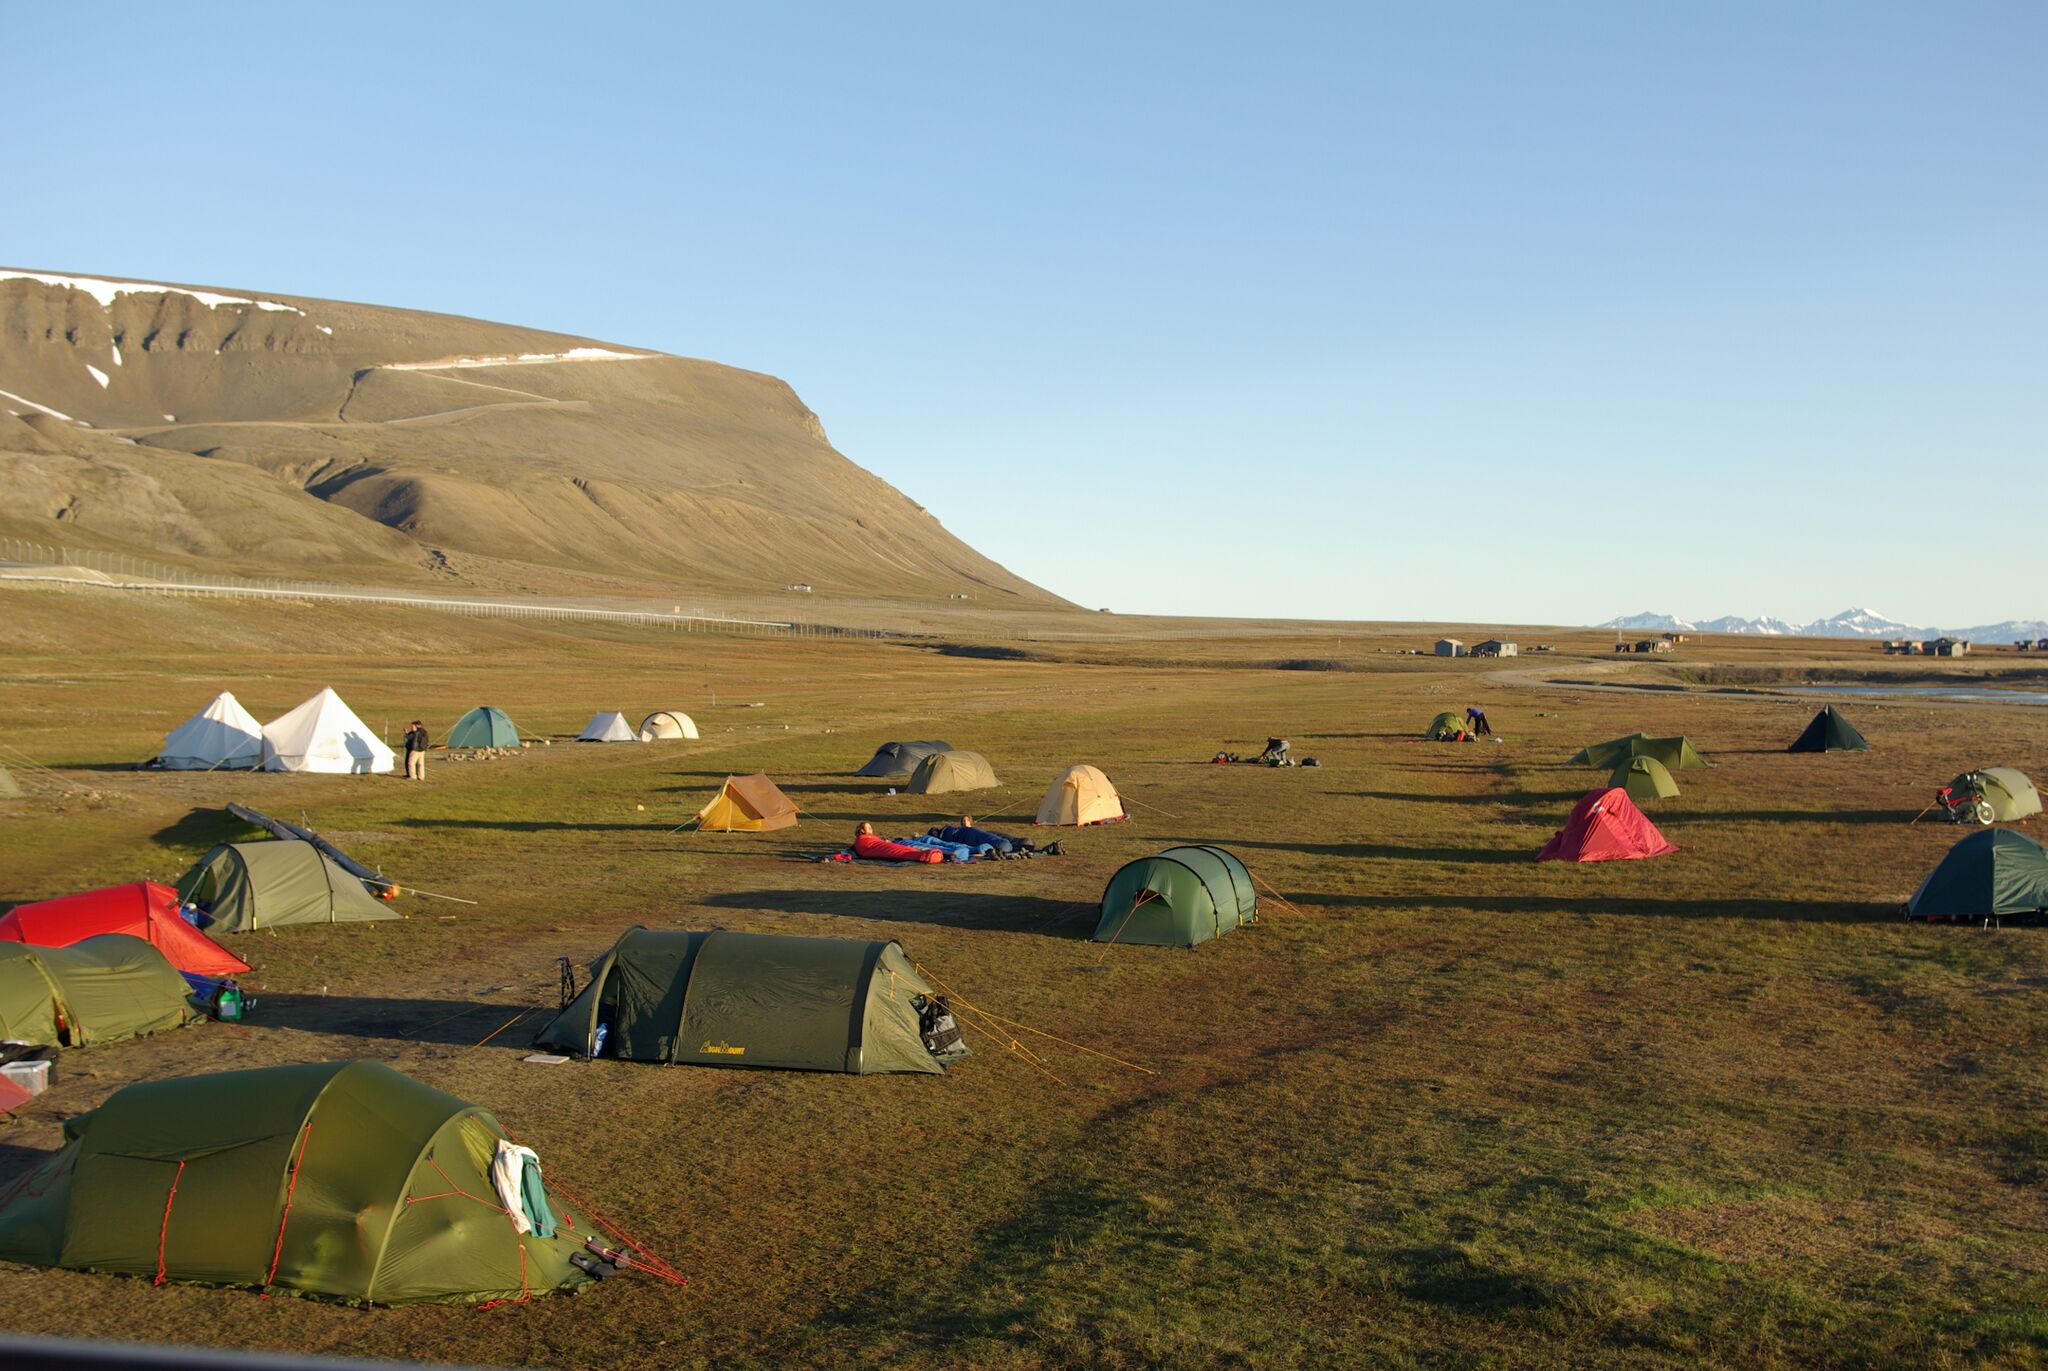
[
  {"x1": 1568, "y1": 734, "x2": 1712, "y2": 771},
  {"x1": 175, "y1": 841, "x2": 398, "y2": 933},
  {"x1": 1907, "y1": 829, "x2": 2048, "y2": 921},
  {"x1": 0, "y1": 936, "x2": 197, "y2": 1047},
  {"x1": 907, "y1": 750, "x2": 998, "y2": 795},
  {"x1": 1788, "y1": 705, "x2": 1869, "y2": 753},
  {"x1": 261, "y1": 689, "x2": 394, "y2": 775},
  {"x1": 1095, "y1": 846, "x2": 1258, "y2": 947},
  {"x1": 447, "y1": 706, "x2": 520, "y2": 749},
  {"x1": 1, "y1": 881, "x2": 248, "y2": 977},
  {"x1": 536, "y1": 928, "x2": 956, "y2": 1074},
  {"x1": 1960, "y1": 767, "x2": 2043, "y2": 822},
  {"x1": 854, "y1": 741, "x2": 952, "y2": 780},
  {"x1": 1609, "y1": 755, "x2": 1680, "y2": 802},
  {"x1": 576, "y1": 711, "x2": 639, "y2": 742},
  {"x1": 692, "y1": 774, "x2": 799, "y2": 831},
  {"x1": 157, "y1": 692, "x2": 264, "y2": 770},
  {"x1": 1036, "y1": 764, "x2": 1126, "y2": 826},
  {"x1": 1537, "y1": 789, "x2": 1677, "y2": 863},
  {"x1": 0, "y1": 1060, "x2": 597, "y2": 1305},
  {"x1": 638, "y1": 711, "x2": 699, "y2": 741}
]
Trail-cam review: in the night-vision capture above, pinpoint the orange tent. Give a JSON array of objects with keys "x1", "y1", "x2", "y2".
[
  {"x1": 1536, "y1": 789, "x2": 1676, "y2": 863},
  {"x1": 0, "y1": 881, "x2": 250, "y2": 976},
  {"x1": 694, "y1": 774, "x2": 799, "y2": 832}
]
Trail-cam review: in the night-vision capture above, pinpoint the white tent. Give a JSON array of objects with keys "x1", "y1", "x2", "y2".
[
  {"x1": 261, "y1": 688, "x2": 395, "y2": 774},
  {"x1": 577, "y1": 711, "x2": 640, "y2": 743},
  {"x1": 158, "y1": 691, "x2": 264, "y2": 770},
  {"x1": 638, "y1": 710, "x2": 700, "y2": 741}
]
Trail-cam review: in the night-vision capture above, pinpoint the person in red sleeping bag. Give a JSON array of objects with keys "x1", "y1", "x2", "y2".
[{"x1": 852, "y1": 821, "x2": 944, "y2": 863}]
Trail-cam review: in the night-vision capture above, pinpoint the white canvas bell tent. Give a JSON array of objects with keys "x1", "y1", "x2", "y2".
[
  {"x1": 261, "y1": 689, "x2": 396, "y2": 774},
  {"x1": 158, "y1": 692, "x2": 264, "y2": 770},
  {"x1": 577, "y1": 711, "x2": 640, "y2": 743}
]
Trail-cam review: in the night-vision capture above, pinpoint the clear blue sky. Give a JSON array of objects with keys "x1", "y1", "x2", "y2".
[{"x1": 7, "y1": 3, "x2": 2042, "y2": 627}]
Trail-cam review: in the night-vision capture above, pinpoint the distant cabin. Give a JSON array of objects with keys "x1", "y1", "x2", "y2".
[
  {"x1": 1471, "y1": 640, "x2": 1518, "y2": 658},
  {"x1": 787, "y1": 583, "x2": 813, "y2": 593},
  {"x1": 1884, "y1": 639, "x2": 1920, "y2": 655},
  {"x1": 1434, "y1": 638, "x2": 1466, "y2": 657},
  {"x1": 1926, "y1": 637, "x2": 1969, "y2": 657},
  {"x1": 1634, "y1": 639, "x2": 1674, "y2": 654}
]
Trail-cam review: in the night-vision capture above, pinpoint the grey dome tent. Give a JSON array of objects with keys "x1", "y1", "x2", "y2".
[
  {"x1": 535, "y1": 928, "x2": 961, "y2": 1074},
  {"x1": 448, "y1": 706, "x2": 520, "y2": 749},
  {"x1": 1907, "y1": 829, "x2": 2048, "y2": 922},
  {"x1": 855, "y1": 741, "x2": 951, "y2": 780},
  {"x1": 1789, "y1": 706, "x2": 1869, "y2": 753},
  {"x1": 1094, "y1": 846, "x2": 1258, "y2": 947},
  {"x1": 175, "y1": 841, "x2": 398, "y2": 933}
]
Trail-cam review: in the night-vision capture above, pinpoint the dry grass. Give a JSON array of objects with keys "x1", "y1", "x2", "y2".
[{"x1": 0, "y1": 585, "x2": 2043, "y2": 1368}]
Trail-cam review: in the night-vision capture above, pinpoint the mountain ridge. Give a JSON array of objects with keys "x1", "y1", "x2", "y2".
[{"x1": 1600, "y1": 609, "x2": 2048, "y2": 644}]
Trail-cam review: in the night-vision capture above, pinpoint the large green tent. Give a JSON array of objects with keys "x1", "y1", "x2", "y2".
[
  {"x1": 1610, "y1": 754, "x2": 1679, "y2": 801},
  {"x1": 1424, "y1": 712, "x2": 1468, "y2": 741},
  {"x1": 0, "y1": 935, "x2": 196, "y2": 1046},
  {"x1": 1095, "y1": 845, "x2": 1258, "y2": 947},
  {"x1": 1907, "y1": 829, "x2": 2048, "y2": 922},
  {"x1": 448, "y1": 706, "x2": 520, "y2": 749},
  {"x1": 1789, "y1": 706, "x2": 1868, "y2": 753},
  {"x1": 536, "y1": 928, "x2": 955, "y2": 1074},
  {"x1": 1568, "y1": 734, "x2": 1712, "y2": 771},
  {"x1": 176, "y1": 841, "x2": 398, "y2": 933},
  {"x1": 0, "y1": 1060, "x2": 593, "y2": 1305}
]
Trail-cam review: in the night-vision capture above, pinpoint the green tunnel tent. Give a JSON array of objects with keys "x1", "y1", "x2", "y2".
[
  {"x1": 1957, "y1": 767, "x2": 2043, "y2": 822},
  {"x1": 1424, "y1": 712, "x2": 1468, "y2": 740},
  {"x1": 535, "y1": 928, "x2": 959, "y2": 1074},
  {"x1": 1789, "y1": 705, "x2": 1869, "y2": 753},
  {"x1": 1568, "y1": 734, "x2": 1712, "y2": 771},
  {"x1": 0, "y1": 1060, "x2": 593, "y2": 1305},
  {"x1": 1610, "y1": 754, "x2": 1679, "y2": 801},
  {"x1": 1094, "y1": 845, "x2": 1259, "y2": 947},
  {"x1": 854, "y1": 740, "x2": 951, "y2": 780},
  {"x1": 447, "y1": 706, "x2": 520, "y2": 749},
  {"x1": 0, "y1": 936, "x2": 197, "y2": 1047},
  {"x1": 1907, "y1": 828, "x2": 2048, "y2": 922},
  {"x1": 175, "y1": 840, "x2": 398, "y2": 933}
]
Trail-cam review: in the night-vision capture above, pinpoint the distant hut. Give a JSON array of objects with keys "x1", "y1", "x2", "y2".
[
  {"x1": 1472, "y1": 639, "x2": 1518, "y2": 658},
  {"x1": 1434, "y1": 638, "x2": 1466, "y2": 658}
]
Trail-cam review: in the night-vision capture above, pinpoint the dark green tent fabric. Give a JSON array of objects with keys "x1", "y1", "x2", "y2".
[
  {"x1": 448, "y1": 706, "x2": 520, "y2": 749},
  {"x1": 854, "y1": 740, "x2": 952, "y2": 779},
  {"x1": 1095, "y1": 845, "x2": 1259, "y2": 947},
  {"x1": 1569, "y1": 734, "x2": 1712, "y2": 771},
  {"x1": 0, "y1": 1060, "x2": 591, "y2": 1304},
  {"x1": 0, "y1": 935, "x2": 195, "y2": 1046},
  {"x1": 1908, "y1": 829, "x2": 2048, "y2": 921},
  {"x1": 0, "y1": 765, "x2": 21, "y2": 799},
  {"x1": 1610, "y1": 755, "x2": 1679, "y2": 801},
  {"x1": 1788, "y1": 706, "x2": 1869, "y2": 753},
  {"x1": 1424, "y1": 712, "x2": 1468, "y2": 740},
  {"x1": 175, "y1": 841, "x2": 398, "y2": 933},
  {"x1": 535, "y1": 928, "x2": 948, "y2": 1074}
]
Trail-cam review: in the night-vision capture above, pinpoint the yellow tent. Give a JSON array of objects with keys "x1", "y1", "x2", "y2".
[
  {"x1": 694, "y1": 774, "x2": 799, "y2": 832},
  {"x1": 908, "y1": 750, "x2": 999, "y2": 795},
  {"x1": 1035, "y1": 764, "x2": 1125, "y2": 826}
]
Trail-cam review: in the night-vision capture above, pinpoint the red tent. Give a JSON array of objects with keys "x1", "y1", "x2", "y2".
[
  {"x1": 1537, "y1": 788, "x2": 1677, "y2": 863},
  {"x1": 0, "y1": 881, "x2": 249, "y2": 976}
]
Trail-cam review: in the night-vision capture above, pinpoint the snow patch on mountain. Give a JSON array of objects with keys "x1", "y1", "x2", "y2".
[
  {"x1": 1601, "y1": 609, "x2": 2048, "y2": 644},
  {"x1": 1, "y1": 269, "x2": 305, "y2": 316}
]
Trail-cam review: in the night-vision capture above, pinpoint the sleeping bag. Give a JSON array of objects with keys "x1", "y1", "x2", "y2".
[
  {"x1": 930, "y1": 824, "x2": 1022, "y2": 855},
  {"x1": 853, "y1": 833, "x2": 944, "y2": 863}
]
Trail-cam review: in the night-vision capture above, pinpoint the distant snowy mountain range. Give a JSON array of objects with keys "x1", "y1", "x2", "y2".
[{"x1": 1598, "y1": 609, "x2": 2048, "y2": 644}]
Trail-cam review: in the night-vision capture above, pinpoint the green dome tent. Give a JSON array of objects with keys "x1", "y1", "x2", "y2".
[
  {"x1": 1789, "y1": 706, "x2": 1868, "y2": 753},
  {"x1": 1424, "y1": 712, "x2": 1468, "y2": 741},
  {"x1": 854, "y1": 740, "x2": 951, "y2": 780},
  {"x1": 907, "y1": 750, "x2": 999, "y2": 794},
  {"x1": 1907, "y1": 829, "x2": 2048, "y2": 922},
  {"x1": 1568, "y1": 734, "x2": 1712, "y2": 771},
  {"x1": 1610, "y1": 755, "x2": 1679, "y2": 801},
  {"x1": 0, "y1": 1060, "x2": 594, "y2": 1305},
  {"x1": 535, "y1": 928, "x2": 959, "y2": 1075},
  {"x1": 1095, "y1": 845, "x2": 1258, "y2": 947},
  {"x1": 448, "y1": 706, "x2": 520, "y2": 749},
  {"x1": 175, "y1": 841, "x2": 399, "y2": 933},
  {"x1": 0, "y1": 935, "x2": 197, "y2": 1046}
]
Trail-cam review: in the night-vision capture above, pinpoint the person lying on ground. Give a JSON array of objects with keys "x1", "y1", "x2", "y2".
[
  {"x1": 851, "y1": 821, "x2": 945, "y2": 863},
  {"x1": 928, "y1": 817, "x2": 1061, "y2": 857}
]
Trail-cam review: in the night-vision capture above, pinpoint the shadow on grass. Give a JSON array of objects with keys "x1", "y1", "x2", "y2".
[
  {"x1": 257, "y1": 992, "x2": 547, "y2": 1045},
  {"x1": 1347, "y1": 789, "x2": 1583, "y2": 806},
  {"x1": 1164, "y1": 835, "x2": 1529, "y2": 865},
  {"x1": 151, "y1": 804, "x2": 262, "y2": 849},
  {"x1": 1673, "y1": 809, "x2": 1919, "y2": 825},
  {"x1": 699, "y1": 888, "x2": 1094, "y2": 935},
  {"x1": 1293, "y1": 891, "x2": 1902, "y2": 924},
  {"x1": 392, "y1": 818, "x2": 676, "y2": 834}
]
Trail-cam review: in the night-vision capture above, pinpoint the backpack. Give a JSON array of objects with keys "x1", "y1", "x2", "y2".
[{"x1": 917, "y1": 995, "x2": 967, "y2": 1061}]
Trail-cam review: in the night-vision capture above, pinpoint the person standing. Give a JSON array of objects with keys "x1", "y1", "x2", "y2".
[
  {"x1": 1465, "y1": 706, "x2": 1491, "y2": 736},
  {"x1": 404, "y1": 719, "x2": 429, "y2": 780}
]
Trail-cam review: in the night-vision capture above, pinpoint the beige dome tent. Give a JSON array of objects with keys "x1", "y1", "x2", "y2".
[
  {"x1": 1954, "y1": 767, "x2": 2042, "y2": 823},
  {"x1": 577, "y1": 711, "x2": 640, "y2": 742},
  {"x1": 1035, "y1": 764, "x2": 1125, "y2": 826},
  {"x1": 908, "y1": 750, "x2": 998, "y2": 794},
  {"x1": 638, "y1": 710, "x2": 700, "y2": 741}
]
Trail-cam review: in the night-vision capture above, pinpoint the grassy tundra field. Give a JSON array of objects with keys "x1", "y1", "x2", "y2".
[{"x1": 1, "y1": 583, "x2": 2044, "y2": 1369}]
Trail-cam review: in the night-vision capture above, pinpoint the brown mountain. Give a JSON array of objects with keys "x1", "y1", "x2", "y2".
[{"x1": 0, "y1": 268, "x2": 1061, "y2": 605}]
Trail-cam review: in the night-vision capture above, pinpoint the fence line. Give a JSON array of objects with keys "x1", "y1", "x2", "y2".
[{"x1": 0, "y1": 537, "x2": 902, "y2": 640}]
